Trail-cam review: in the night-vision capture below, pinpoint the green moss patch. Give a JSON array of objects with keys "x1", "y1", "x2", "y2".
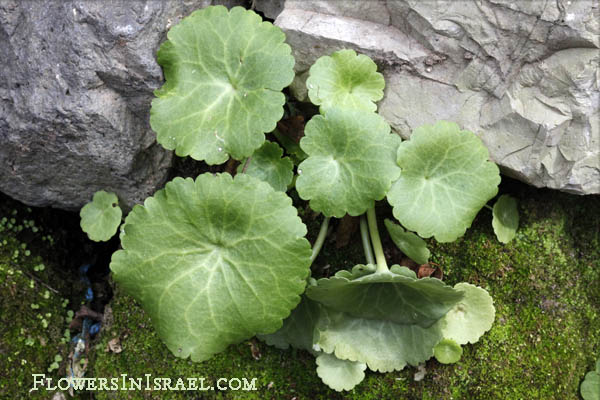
[{"x1": 0, "y1": 204, "x2": 73, "y2": 399}]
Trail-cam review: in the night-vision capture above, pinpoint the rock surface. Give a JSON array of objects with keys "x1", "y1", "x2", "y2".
[
  {"x1": 0, "y1": 0, "x2": 240, "y2": 210},
  {"x1": 258, "y1": 0, "x2": 600, "y2": 194}
]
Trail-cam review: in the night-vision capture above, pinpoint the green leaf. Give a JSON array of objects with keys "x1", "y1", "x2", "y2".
[
  {"x1": 315, "y1": 308, "x2": 442, "y2": 372},
  {"x1": 150, "y1": 6, "x2": 295, "y2": 164},
  {"x1": 307, "y1": 264, "x2": 463, "y2": 327},
  {"x1": 433, "y1": 338, "x2": 463, "y2": 364},
  {"x1": 387, "y1": 121, "x2": 500, "y2": 242},
  {"x1": 492, "y1": 194, "x2": 519, "y2": 243},
  {"x1": 296, "y1": 108, "x2": 401, "y2": 217},
  {"x1": 237, "y1": 141, "x2": 294, "y2": 192},
  {"x1": 384, "y1": 219, "x2": 430, "y2": 264},
  {"x1": 581, "y1": 370, "x2": 600, "y2": 400},
  {"x1": 110, "y1": 173, "x2": 312, "y2": 362},
  {"x1": 316, "y1": 352, "x2": 366, "y2": 392},
  {"x1": 272, "y1": 129, "x2": 308, "y2": 165},
  {"x1": 440, "y1": 283, "x2": 495, "y2": 345},
  {"x1": 79, "y1": 191, "x2": 122, "y2": 242},
  {"x1": 257, "y1": 295, "x2": 321, "y2": 352},
  {"x1": 306, "y1": 49, "x2": 384, "y2": 112}
]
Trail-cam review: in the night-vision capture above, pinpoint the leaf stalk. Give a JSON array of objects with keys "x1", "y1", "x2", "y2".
[
  {"x1": 310, "y1": 216, "x2": 331, "y2": 263},
  {"x1": 366, "y1": 206, "x2": 388, "y2": 272},
  {"x1": 359, "y1": 215, "x2": 375, "y2": 265}
]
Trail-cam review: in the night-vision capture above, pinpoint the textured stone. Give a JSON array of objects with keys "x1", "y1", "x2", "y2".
[
  {"x1": 257, "y1": 0, "x2": 600, "y2": 194},
  {"x1": 0, "y1": 0, "x2": 241, "y2": 210}
]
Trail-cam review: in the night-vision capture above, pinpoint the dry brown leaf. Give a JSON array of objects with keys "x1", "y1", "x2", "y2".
[
  {"x1": 335, "y1": 215, "x2": 358, "y2": 248},
  {"x1": 107, "y1": 337, "x2": 122, "y2": 354}
]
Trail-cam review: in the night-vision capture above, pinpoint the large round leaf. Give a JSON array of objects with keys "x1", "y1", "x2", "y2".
[
  {"x1": 387, "y1": 121, "x2": 500, "y2": 242},
  {"x1": 79, "y1": 191, "x2": 122, "y2": 242},
  {"x1": 307, "y1": 264, "x2": 463, "y2": 327},
  {"x1": 306, "y1": 49, "x2": 385, "y2": 112},
  {"x1": 150, "y1": 6, "x2": 295, "y2": 164},
  {"x1": 316, "y1": 308, "x2": 442, "y2": 372},
  {"x1": 296, "y1": 108, "x2": 401, "y2": 217},
  {"x1": 110, "y1": 173, "x2": 311, "y2": 362}
]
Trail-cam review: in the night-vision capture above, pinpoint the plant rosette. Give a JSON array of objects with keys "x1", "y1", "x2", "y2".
[{"x1": 78, "y1": 4, "x2": 513, "y2": 393}]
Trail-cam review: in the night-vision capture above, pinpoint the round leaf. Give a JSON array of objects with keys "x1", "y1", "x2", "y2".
[
  {"x1": 110, "y1": 173, "x2": 312, "y2": 362},
  {"x1": 440, "y1": 283, "x2": 495, "y2": 345},
  {"x1": 492, "y1": 194, "x2": 519, "y2": 243},
  {"x1": 237, "y1": 141, "x2": 293, "y2": 192},
  {"x1": 306, "y1": 49, "x2": 384, "y2": 112},
  {"x1": 387, "y1": 121, "x2": 500, "y2": 242},
  {"x1": 316, "y1": 308, "x2": 442, "y2": 372},
  {"x1": 79, "y1": 191, "x2": 122, "y2": 242},
  {"x1": 433, "y1": 338, "x2": 463, "y2": 364},
  {"x1": 581, "y1": 370, "x2": 600, "y2": 400},
  {"x1": 150, "y1": 6, "x2": 295, "y2": 164},
  {"x1": 307, "y1": 264, "x2": 463, "y2": 327},
  {"x1": 384, "y1": 219, "x2": 430, "y2": 264},
  {"x1": 296, "y1": 108, "x2": 401, "y2": 217},
  {"x1": 316, "y1": 352, "x2": 367, "y2": 392}
]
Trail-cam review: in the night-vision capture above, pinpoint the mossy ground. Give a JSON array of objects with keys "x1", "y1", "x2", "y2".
[
  {"x1": 89, "y1": 179, "x2": 600, "y2": 400},
  {"x1": 0, "y1": 202, "x2": 73, "y2": 399}
]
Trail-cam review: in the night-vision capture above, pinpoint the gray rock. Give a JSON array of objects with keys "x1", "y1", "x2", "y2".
[
  {"x1": 0, "y1": 0, "x2": 241, "y2": 210},
  {"x1": 259, "y1": 0, "x2": 600, "y2": 194}
]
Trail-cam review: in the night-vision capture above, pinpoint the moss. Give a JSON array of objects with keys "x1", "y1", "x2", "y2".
[
  {"x1": 90, "y1": 181, "x2": 599, "y2": 399},
  {"x1": 0, "y1": 204, "x2": 73, "y2": 399},
  {"x1": 412, "y1": 183, "x2": 600, "y2": 400}
]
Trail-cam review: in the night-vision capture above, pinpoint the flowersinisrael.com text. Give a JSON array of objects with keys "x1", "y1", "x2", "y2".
[{"x1": 30, "y1": 374, "x2": 258, "y2": 392}]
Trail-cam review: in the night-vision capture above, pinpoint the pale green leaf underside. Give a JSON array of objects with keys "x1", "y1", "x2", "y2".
[
  {"x1": 581, "y1": 370, "x2": 600, "y2": 400},
  {"x1": 237, "y1": 141, "x2": 293, "y2": 192},
  {"x1": 492, "y1": 194, "x2": 519, "y2": 243},
  {"x1": 384, "y1": 219, "x2": 430, "y2": 264},
  {"x1": 110, "y1": 173, "x2": 311, "y2": 362},
  {"x1": 434, "y1": 338, "x2": 463, "y2": 364},
  {"x1": 440, "y1": 283, "x2": 495, "y2": 345},
  {"x1": 79, "y1": 190, "x2": 122, "y2": 242},
  {"x1": 307, "y1": 264, "x2": 463, "y2": 327},
  {"x1": 316, "y1": 308, "x2": 442, "y2": 372},
  {"x1": 387, "y1": 121, "x2": 500, "y2": 242},
  {"x1": 296, "y1": 108, "x2": 401, "y2": 217},
  {"x1": 316, "y1": 352, "x2": 366, "y2": 392},
  {"x1": 257, "y1": 295, "x2": 321, "y2": 352},
  {"x1": 150, "y1": 6, "x2": 295, "y2": 164},
  {"x1": 307, "y1": 49, "x2": 384, "y2": 112}
]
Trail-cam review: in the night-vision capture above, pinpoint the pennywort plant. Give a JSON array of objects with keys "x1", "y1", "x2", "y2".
[{"x1": 79, "y1": 5, "x2": 518, "y2": 391}]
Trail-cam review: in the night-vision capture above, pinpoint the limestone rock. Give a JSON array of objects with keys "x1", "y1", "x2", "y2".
[
  {"x1": 257, "y1": 0, "x2": 600, "y2": 194},
  {"x1": 0, "y1": 0, "x2": 240, "y2": 210}
]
